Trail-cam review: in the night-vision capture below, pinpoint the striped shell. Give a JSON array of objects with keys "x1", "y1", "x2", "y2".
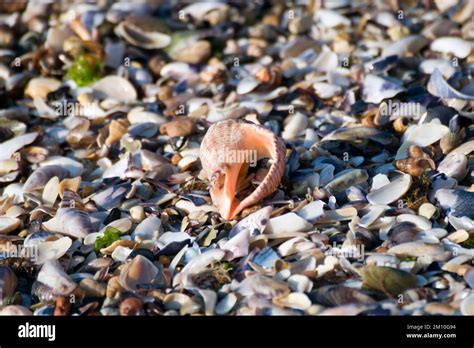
[{"x1": 200, "y1": 120, "x2": 286, "y2": 219}]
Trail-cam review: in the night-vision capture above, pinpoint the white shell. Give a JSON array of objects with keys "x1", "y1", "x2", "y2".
[
  {"x1": 395, "y1": 123, "x2": 449, "y2": 160},
  {"x1": 362, "y1": 74, "x2": 405, "y2": 104},
  {"x1": 367, "y1": 174, "x2": 411, "y2": 205},
  {"x1": 296, "y1": 200, "x2": 325, "y2": 223},
  {"x1": 0, "y1": 216, "x2": 21, "y2": 234},
  {"x1": 215, "y1": 293, "x2": 237, "y2": 315},
  {"x1": 132, "y1": 215, "x2": 162, "y2": 242},
  {"x1": 264, "y1": 213, "x2": 313, "y2": 234},
  {"x1": 430, "y1": 37, "x2": 472, "y2": 59},
  {"x1": 40, "y1": 156, "x2": 84, "y2": 177},
  {"x1": 460, "y1": 294, "x2": 474, "y2": 315},
  {"x1": 36, "y1": 237, "x2": 72, "y2": 265},
  {"x1": 419, "y1": 59, "x2": 456, "y2": 79},
  {"x1": 37, "y1": 260, "x2": 77, "y2": 296},
  {"x1": 92, "y1": 76, "x2": 137, "y2": 103},
  {"x1": 0, "y1": 132, "x2": 38, "y2": 161}
]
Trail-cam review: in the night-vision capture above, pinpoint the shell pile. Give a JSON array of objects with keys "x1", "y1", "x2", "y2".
[{"x1": 0, "y1": 0, "x2": 474, "y2": 316}]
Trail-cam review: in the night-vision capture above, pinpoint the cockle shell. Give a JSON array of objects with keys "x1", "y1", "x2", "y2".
[{"x1": 199, "y1": 120, "x2": 286, "y2": 220}]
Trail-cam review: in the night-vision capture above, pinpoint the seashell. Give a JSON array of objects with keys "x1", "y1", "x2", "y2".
[
  {"x1": 281, "y1": 113, "x2": 308, "y2": 141},
  {"x1": 436, "y1": 189, "x2": 474, "y2": 219},
  {"x1": 437, "y1": 152, "x2": 469, "y2": 181},
  {"x1": 23, "y1": 165, "x2": 69, "y2": 193},
  {"x1": 325, "y1": 169, "x2": 369, "y2": 194},
  {"x1": 221, "y1": 228, "x2": 251, "y2": 260},
  {"x1": 395, "y1": 123, "x2": 449, "y2": 160},
  {"x1": 37, "y1": 260, "x2": 77, "y2": 296},
  {"x1": 120, "y1": 297, "x2": 143, "y2": 316},
  {"x1": 359, "y1": 205, "x2": 386, "y2": 228},
  {"x1": 35, "y1": 237, "x2": 72, "y2": 265},
  {"x1": 166, "y1": 32, "x2": 211, "y2": 65},
  {"x1": 42, "y1": 207, "x2": 93, "y2": 239},
  {"x1": 0, "y1": 305, "x2": 32, "y2": 316},
  {"x1": 367, "y1": 173, "x2": 411, "y2": 205},
  {"x1": 197, "y1": 289, "x2": 217, "y2": 315},
  {"x1": 313, "y1": 83, "x2": 342, "y2": 99},
  {"x1": 92, "y1": 76, "x2": 137, "y2": 103},
  {"x1": 362, "y1": 74, "x2": 405, "y2": 104},
  {"x1": 360, "y1": 265, "x2": 416, "y2": 297},
  {"x1": 428, "y1": 68, "x2": 474, "y2": 101},
  {"x1": 92, "y1": 183, "x2": 131, "y2": 210},
  {"x1": 173, "y1": 249, "x2": 226, "y2": 288},
  {"x1": 200, "y1": 120, "x2": 286, "y2": 220},
  {"x1": 119, "y1": 255, "x2": 159, "y2": 292},
  {"x1": 215, "y1": 293, "x2": 237, "y2": 315},
  {"x1": 273, "y1": 292, "x2": 312, "y2": 311},
  {"x1": 0, "y1": 216, "x2": 21, "y2": 234},
  {"x1": 277, "y1": 237, "x2": 315, "y2": 257},
  {"x1": 430, "y1": 37, "x2": 472, "y2": 59},
  {"x1": 387, "y1": 241, "x2": 450, "y2": 261},
  {"x1": 114, "y1": 16, "x2": 171, "y2": 49},
  {"x1": 446, "y1": 229, "x2": 469, "y2": 244},
  {"x1": 460, "y1": 294, "x2": 474, "y2": 315},
  {"x1": 237, "y1": 274, "x2": 290, "y2": 299},
  {"x1": 128, "y1": 108, "x2": 166, "y2": 125},
  {"x1": 163, "y1": 293, "x2": 191, "y2": 311},
  {"x1": 132, "y1": 215, "x2": 162, "y2": 242},
  {"x1": 382, "y1": 35, "x2": 429, "y2": 57},
  {"x1": 419, "y1": 59, "x2": 456, "y2": 79},
  {"x1": 264, "y1": 213, "x2": 313, "y2": 234},
  {"x1": 396, "y1": 214, "x2": 432, "y2": 231},
  {"x1": 0, "y1": 266, "x2": 17, "y2": 305},
  {"x1": 159, "y1": 117, "x2": 195, "y2": 138},
  {"x1": 25, "y1": 77, "x2": 61, "y2": 99},
  {"x1": 287, "y1": 274, "x2": 313, "y2": 293},
  {"x1": 322, "y1": 127, "x2": 395, "y2": 145},
  {"x1": 310, "y1": 285, "x2": 375, "y2": 306},
  {"x1": 79, "y1": 278, "x2": 106, "y2": 298},
  {"x1": 100, "y1": 240, "x2": 136, "y2": 255},
  {"x1": 314, "y1": 9, "x2": 350, "y2": 28},
  {"x1": 229, "y1": 206, "x2": 272, "y2": 239},
  {"x1": 0, "y1": 132, "x2": 38, "y2": 161},
  {"x1": 296, "y1": 200, "x2": 325, "y2": 223},
  {"x1": 180, "y1": 2, "x2": 228, "y2": 20}
]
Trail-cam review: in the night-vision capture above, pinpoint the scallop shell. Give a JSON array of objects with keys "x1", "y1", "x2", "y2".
[{"x1": 199, "y1": 120, "x2": 286, "y2": 220}]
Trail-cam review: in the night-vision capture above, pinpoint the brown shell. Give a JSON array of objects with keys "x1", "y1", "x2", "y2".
[{"x1": 200, "y1": 119, "x2": 286, "y2": 219}]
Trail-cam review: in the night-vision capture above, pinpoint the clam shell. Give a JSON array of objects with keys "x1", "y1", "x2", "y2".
[
  {"x1": 362, "y1": 74, "x2": 405, "y2": 104},
  {"x1": 0, "y1": 132, "x2": 37, "y2": 161},
  {"x1": 114, "y1": 16, "x2": 171, "y2": 49},
  {"x1": 119, "y1": 255, "x2": 159, "y2": 292},
  {"x1": 131, "y1": 215, "x2": 162, "y2": 242},
  {"x1": 430, "y1": 37, "x2": 472, "y2": 59},
  {"x1": 92, "y1": 76, "x2": 137, "y2": 103},
  {"x1": 215, "y1": 293, "x2": 237, "y2": 315},
  {"x1": 0, "y1": 266, "x2": 17, "y2": 305},
  {"x1": 42, "y1": 207, "x2": 93, "y2": 239},
  {"x1": 23, "y1": 165, "x2": 69, "y2": 193},
  {"x1": 35, "y1": 237, "x2": 72, "y2": 265},
  {"x1": 37, "y1": 260, "x2": 77, "y2": 296},
  {"x1": 428, "y1": 68, "x2": 474, "y2": 101},
  {"x1": 264, "y1": 213, "x2": 313, "y2": 234},
  {"x1": 395, "y1": 123, "x2": 449, "y2": 160},
  {"x1": 367, "y1": 174, "x2": 411, "y2": 205},
  {"x1": 0, "y1": 216, "x2": 21, "y2": 234}
]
